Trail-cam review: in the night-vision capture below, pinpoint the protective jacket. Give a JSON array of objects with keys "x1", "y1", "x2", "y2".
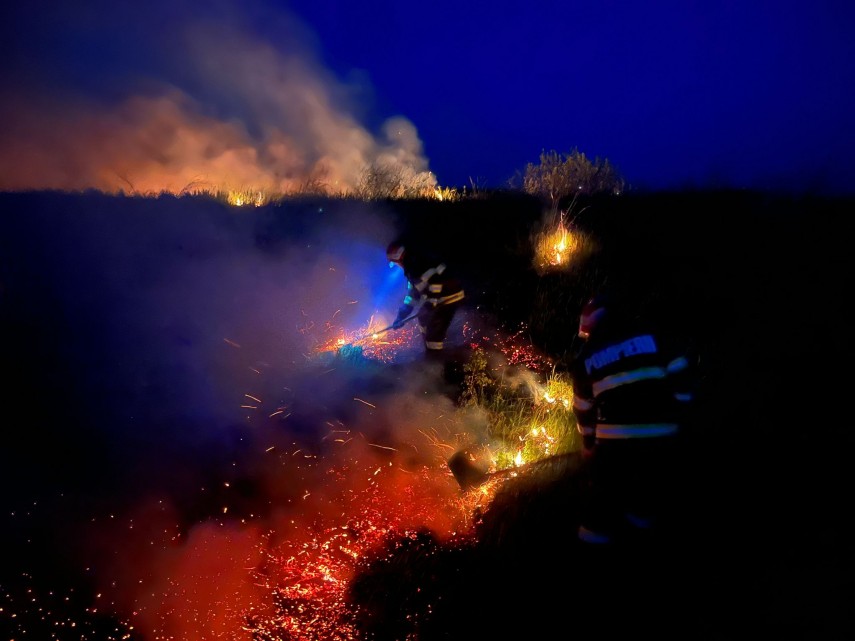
[
  {"x1": 571, "y1": 318, "x2": 694, "y2": 447},
  {"x1": 398, "y1": 249, "x2": 465, "y2": 310}
]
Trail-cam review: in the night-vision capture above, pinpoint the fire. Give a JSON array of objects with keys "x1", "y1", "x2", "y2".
[
  {"x1": 54, "y1": 431, "x2": 478, "y2": 641},
  {"x1": 552, "y1": 224, "x2": 570, "y2": 263},
  {"x1": 531, "y1": 210, "x2": 595, "y2": 274},
  {"x1": 535, "y1": 220, "x2": 579, "y2": 269},
  {"x1": 432, "y1": 186, "x2": 461, "y2": 201},
  {"x1": 227, "y1": 190, "x2": 267, "y2": 207},
  {"x1": 4, "y1": 316, "x2": 582, "y2": 640},
  {"x1": 242, "y1": 455, "x2": 474, "y2": 641},
  {"x1": 313, "y1": 317, "x2": 422, "y2": 364},
  {"x1": 453, "y1": 329, "x2": 578, "y2": 473}
]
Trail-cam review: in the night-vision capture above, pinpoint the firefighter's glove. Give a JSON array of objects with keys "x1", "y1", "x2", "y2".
[{"x1": 392, "y1": 304, "x2": 413, "y2": 329}]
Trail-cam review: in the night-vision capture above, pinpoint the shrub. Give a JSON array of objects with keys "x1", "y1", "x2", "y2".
[
  {"x1": 353, "y1": 161, "x2": 437, "y2": 200},
  {"x1": 523, "y1": 148, "x2": 625, "y2": 215}
]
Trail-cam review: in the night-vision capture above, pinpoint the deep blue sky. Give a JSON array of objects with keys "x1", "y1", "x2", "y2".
[
  {"x1": 1, "y1": 0, "x2": 853, "y2": 194},
  {"x1": 288, "y1": 0, "x2": 854, "y2": 194}
]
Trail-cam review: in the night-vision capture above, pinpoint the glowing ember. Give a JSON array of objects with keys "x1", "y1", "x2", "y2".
[
  {"x1": 4, "y1": 309, "x2": 580, "y2": 640},
  {"x1": 21, "y1": 429, "x2": 480, "y2": 641},
  {"x1": 463, "y1": 322, "x2": 554, "y2": 373},
  {"x1": 242, "y1": 457, "x2": 474, "y2": 640},
  {"x1": 314, "y1": 317, "x2": 422, "y2": 363}
]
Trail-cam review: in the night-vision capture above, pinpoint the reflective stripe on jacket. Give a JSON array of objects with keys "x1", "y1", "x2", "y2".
[{"x1": 572, "y1": 325, "x2": 694, "y2": 442}]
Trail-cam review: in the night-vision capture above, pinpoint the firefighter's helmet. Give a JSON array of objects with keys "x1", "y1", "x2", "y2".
[
  {"x1": 578, "y1": 293, "x2": 610, "y2": 339},
  {"x1": 386, "y1": 241, "x2": 405, "y2": 264}
]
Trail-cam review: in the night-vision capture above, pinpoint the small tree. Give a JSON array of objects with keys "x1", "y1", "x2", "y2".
[{"x1": 523, "y1": 148, "x2": 625, "y2": 215}]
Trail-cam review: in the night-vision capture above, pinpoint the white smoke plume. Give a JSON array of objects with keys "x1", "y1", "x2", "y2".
[{"x1": 0, "y1": 1, "x2": 435, "y2": 196}]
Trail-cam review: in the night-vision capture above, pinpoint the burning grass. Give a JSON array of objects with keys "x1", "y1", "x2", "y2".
[
  {"x1": 313, "y1": 312, "x2": 581, "y2": 480},
  {"x1": 226, "y1": 189, "x2": 267, "y2": 207},
  {"x1": 531, "y1": 214, "x2": 597, "y2": 275},
  {"x1": 459, "y1": 346, "x2": 580, "y2": 474},
  {"x1": 215, "y1": 180, "x2": 463, "y2": 208}
]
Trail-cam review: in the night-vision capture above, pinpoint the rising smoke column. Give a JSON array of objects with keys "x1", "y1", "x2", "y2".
[{"x1": 0, "y1": 0, "x2": 435, "y2": 195}]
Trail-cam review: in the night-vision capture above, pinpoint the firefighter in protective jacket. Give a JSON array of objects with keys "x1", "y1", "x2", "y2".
[
  {"x1": 386, "y1": 240, "x2": 465, "y2": 359},
  {"x1": 571, "y1": 292, "x2": 696, "y2": 544}
]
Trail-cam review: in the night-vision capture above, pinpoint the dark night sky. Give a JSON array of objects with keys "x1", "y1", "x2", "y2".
[
  {"x1": 1, "y1": 0, "x2": 853, "y2": 194},
  {"x1": 290, "y1": 0, "x2": 855, "y2": 194}
]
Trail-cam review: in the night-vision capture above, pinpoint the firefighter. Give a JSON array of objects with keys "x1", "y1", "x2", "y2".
[
  {"x1": 571, "y1": 292, "x2": 696, "y2": 545},
  {"x1": 386, "y1": 240, "x2": 465, "y2": 362}
]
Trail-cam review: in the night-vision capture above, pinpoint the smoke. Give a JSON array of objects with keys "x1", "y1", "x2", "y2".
[
  {"x1": 0, "y1": 10, "x2": 456, "y2": 631},
  {"x1": 1, "y1": 189, "x2": 487, "y2": 639},
  {"x1": 80, "y1": 370, "x2": 474, "y2": 640},
  {"x1": 0, "y1": 0, "x2": 434, "y2": 195}
]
